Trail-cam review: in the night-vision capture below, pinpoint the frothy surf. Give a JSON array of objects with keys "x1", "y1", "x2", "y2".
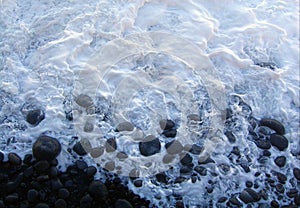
[{"x1": 0, "y1": 0, "x2": 299, "y2": 207}]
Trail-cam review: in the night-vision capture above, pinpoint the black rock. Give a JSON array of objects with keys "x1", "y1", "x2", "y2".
[
  {"x1": 198, "y1": 156, "x2": 215, "y2": 164},
  {"x1": 270, "y1": 134, "x2": 288, "y2": 151},
  {"x1": 180, "y1": 153, "x2": 193, "y2": 166},
  {"x1": 24, "y1": 166, "x2": 34, "y2": 177},
  {"x1": 27, "y1": 189, "x2": 39, "y2": 203},
  {"x1": 139, "y1": 138, "x2": 161, "y2": 156},
  {"x1": 275, "y1": 183, "x2": 284, "y2": 193},
  {"x1": 80, "y1": 194, "x2": 92, "y2": 208},
  {"x1": 86, "y1": 166, "x2": 97, "y2": 178},
  {"x1": 73, "y1": 142, "x2": 87, "y2": 156},
  {"x1": 225, "y1": 131, "x2": 236, "y2": 143},
  {"x1": 33, "y1": 135, "x2": 61, "y2": 161},
  {"x1": 51, "y1": 178, "x2": 63, "y2": 190},
  {"x1": 246, "y1": 181, "x2": 253, "y2": 188},
  {"x1": 259, "y1": 118, "x2": 285, "y2": 135},
  {"x1": 159, "y1": 119, "x2": 175, "y2": 130},
  {"x1": 189, "y1": 144, "x2": 203, "y2": 155},
  {"x1": 115, "y1": 199, "x2": 133, "y2": 208},
  {"x1": 88, "y1": 180, "x2": 108, "y2": 200},
  {"x1": 276, "y1": 172, "x2": 287, "y2": 183},
  {"x1": 0, "y1": 152, "x2": 4, "y2": 162},
  {"x1": 34, "y1": 160, "x2": 50, "y2": 173},
  {"x1": 293, "y1": 168, "x2": 300, "y2": 180},
  {"x1": 26, "y1": 109, "x2": 45, "y2": 126},
  {"x1": 180, "y1": 166, "x2": 193, "y2": 174},
  {"x1": 218, "y1": 197, "x2": 227, "y2": 203},
  {"x1": 162, "y1": 129, "x2": 177, "y2": 138},
  {"x1": 133, "y1": 179, "x2": 143, "y2": 187},
  {"x1": 76, "y1": 160, "x2": 88, "y2": 170},
  {"x1": 34, "y1": 203, "x2": 50, "y2": 208},
  {"x1": 229, "y1": 196, "x2": 242, "y2": 206},
  {"x1": 0, "y1": 200, "x2": 4, "y2": 208},
  {"x1": 263, "y1": 150, "x2": 271, "y2": 157},
  {"x1": 255, "y1": 140, "x2": 271, "y2": 149},
  {"x1": 194, "y1": 166, "x2": 207, "y2": 176},
  {"x1": 274, "y1": 156, "x2": 286, "y2": 167},
  {"x1": 156, "y1": 172, "x2": 168, "y2": 183},
  {"x1": 287, "y1": 189, "x2": 298, "y2": 198},
  {"x1": 55, "y1": 199, "x2": 67, "y2": 208},
  {"x1": 165, "y1": 140, "x2": 183, "y2": 154},
  {"x1": 8, "y1": 152, "x2": 22, "y2": 165},
  {"x1": 294, "y1": 194, "x2": 300, "y2": 206},
  {"x1": 58, "y1": 188, "x2": 70, "y2": 199},
  {"x1": 271, "y1": 200, "x2": 279, "y2": 208},
  {"x1": 23, "y1": 154, "x2": 33, "y2": 164},
  {"x1": 49, "y1": 166, "x2": 58, "y2": 178},
  {"x1": 239, "y1": 188, "x2": 261, "y2": 204},
  {"x1": 4, "y1": 194, "x2": 19, "y2": 204},
  {"x1": 105, "y1": 138, "x2": 117, "y2": 152},
  {"x1": 240, "y1": 163, "x2": 251, "y2": 173}
]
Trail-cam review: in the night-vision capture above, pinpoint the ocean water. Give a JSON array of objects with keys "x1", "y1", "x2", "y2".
[{"x1": 0, "y1": 0, "x2": 299, "y2": 207}]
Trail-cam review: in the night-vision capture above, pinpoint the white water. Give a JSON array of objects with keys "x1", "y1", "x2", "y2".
[{"x1": 0, "y1": 0, "x2": 299, "y2": 207}]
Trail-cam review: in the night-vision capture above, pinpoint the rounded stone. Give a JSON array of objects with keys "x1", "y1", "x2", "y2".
[
  {"x1": 32, "y1": 135, "x2": 61, "y2": 161},
  {"x1": 88, "y1": 181, "x2": 108, "y2": 199},
  {"x1": 75, "y1": 94, "x2": 94, "y2": 108},
  {"x1": 139, "y1": 137, "x2": 161, "y2": 156},
  {"x1": 80, "y1": 194, "x2": 92, "y2": 208},
  {"x1": 0, "y1": 152, "x2": 4, "y2": 162},
  {"x1": 27, "y1": 189, "x2": 39, "y2": 203},
  {"x1": 159, "y1": 119, "x2": 175, "y2": 130},
  {"x1": 23, "y1": 154, "x2": 33, "y2": 164},
  {"x1": 115, "y1": 199, "x2": 133, "y2": 208},
  {"x1": 162, "y1": 129, "x2": 177, "y2": 138},
  {"x1": 34, "y1": 203, "x2": 49, "y2": 208},
  {"x1": 55, "y1": 199, "x2": 67, "y2": 208},
  {"x1": 255, "y1": 140, "x2": 271, "y2": 149},
  {"x1": 8, "y1": 153, "x2": 22, "y2": 165},
  {"x1": 180, "y1": 153, "x2": 193, "y2": 166},
  {"x1": 58, "y1": 188, "x2": 70, "y2": 199},
  {"x1": 294, "y1": 194, "x2": 300, "y2": 206},
  {"x1": 270, "y1": 134, "x2": 288, "y2": 151},
  {"x1": 271, "y1": 200, "x2": 279, "y2": 208},
  {"x1": 26, "y1": 109, "x2": 45, "y2": 126},
  {"x1": 86, "y1": 166, "x2": 97, "y2": 178},
  {"x1": 293, "y1": 168, "x2": 300, "y2": 180},
  {"x1": 274, "y1": 156, "x2": 286, "y2": 167},
  {"x1": 239, "y1": 188, "x2": 260, "y2": 204},
  {"x1": 189, "y1": 144, "x2": 203, "y2": 155},
  {"x1": 73, "y1": 142, "x2": 87, "y2": 156},
  {"x1": 105, "y1": 138, "x2": 117, "y2": 152},
  {"x1": 133, "y1": 179, "x2": 143, "y2": 188},
  {"x1": 34, "y1": 160, "x2": 50, "y2": 173},
  {"x1": 116, "y1": 121, "x2": 134, "y2": 132},
  {"x1": 90, "y1": 147, "x2": 104, "y2": 158},
  {"x1": 75, "y1": 160, "x2": 88, "y2": 170},
  {"x1": 165, "y1": 140, "x2": 183, "y2": 154},
  {"x1": 259, "y1": 118, "x2": 285, "y2": 135}
]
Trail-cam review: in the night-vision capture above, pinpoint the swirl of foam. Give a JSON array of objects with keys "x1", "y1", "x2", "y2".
[{"x1": 73, "y1": 32, "x2": 226, "y2": 177}]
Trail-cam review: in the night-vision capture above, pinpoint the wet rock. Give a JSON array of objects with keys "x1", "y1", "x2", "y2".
[
  {"x1": 116, "y1": 121, "x2": 134, "y2": 132},
  {"x1": 75, "y1": 160, "x2": 88, "y2": 170},
  {"x1": 293, "y1": 168, "x2": 300, "y2": 180},
  {"x1": 180, "y1": 166, "x2": 193, "y2": 174},
  {"x1": 294, "y1": 194, "x2": 300, "y2": 206},
  {"x1": 75, "y1": 94, "x2": 94, "y2": 108},
  {"x1": 263, "y1": 150, "x2": 271, "y2": 157},
  {"x1": 88, "y1": 180, "x2": 108, "y2": 200},
  {"x1": 156, "y1": 172, "x2": 168, "y2": 183},
  {"x1": 180, "y1": 153, "x2": 193, "y2": 166},
  {"x1": 51, "y1": 178, "x2": 63, "y2": 190},
  {"x1": 229, "y1": 196, "x2": 242, "y2": 206},
  {"x1": 225, "y1": 131, "x2": 236, "y2": 143},
  {"x1": 104, "y1": 161, "x2": 115, "y2": 171},
  {"x1": 5, "y1": 194, "x2": 19, "y2": 204},
  {"x1": 115, "y1": 199, "x2": 133, "y2": 208},
  {"x1": 165, "y1": 140, "x2": 183, "y2": 154},
  {"x1": 26, "y1": 109, "x2": 45, "y2": 126},
  {"x1": 240, "y1": 163, "x2": 251, "y2": 173},
  {"x1": 159, "y1": 119, "x2": 175, "y2": 130},
  {"x1": 218, "y1": 197, "x2": 227, "y2": 203},
  {"x1": 255, "y1": 140, "x2": 271, "y2": 149},
  {"x1": 86, "y1": 166, "x2": 97, "y2": 178},
  {"x1": 116, "y1": 152, "x2": 128, "y2": 161},
  {"x1": 133, "y1": 179, "x2": 143, "y2": 188},
  {"x1": 35, "y1": 203, "x2": 50, "y2": 208},
  {"x1": 194, "y1": 166, "x2": 207, "y2": 176},
  {"x1": 276, "y1": 172, "x2": 287, "y2": 183},
  {"x1": 246, "y1": 181, "x2": 253, "y2": 188},
  {"x1": 270, "y1": 134, "x2": 288, "y2": 151},
  {"x1": 23, "y1": 154, "x2": 33, "y2": 164},
  {"x1": 162, "y1": 129, "x2": 177, "y2": 138},
  {"x1": 0, "y1": 152, "x2": 4, "y2": 162},
  {"x1": 49, "y1": 166, "x2": 58, "y2": 178},
  {"x1": 259, "y1": 118, "x2": 285, "y2": 135},
  {"x1": 8, "y1": 152, "x2": 22, "y2": 165},
  {"x1": 239, "y1": 188, "x2": 261, "y2": 203},
  {"x1": 105, "y1": 138, "x2": 117, "y2": 152},
  {"x1": 189, "y1": 144, "x2": 203, "y2": 155},
  {"x1": 162, "y1": 154, "x2": 174, "y2": 164},
  {"x1": 287, "y1": 189, "x2": 298, "y2": 198},
  {"x1": 73, "y1": 142, "x2": 87, "y2": 156},
  {"x1": 27, "y1": 189, "x2": 39, "y2": 203},
  {"x1": 271, "y1": 200, "x2": 280, "y2": 208},
  {"x1": 187, "y1": 114, "x2": 201, "y2": 122},
  {"x1": 58, "y1": 188, "x2": 70, "y2": 199},
  {"x1": 90, "y1": 147, "x2": 104, "y2": 158},
  {"x1": 0, "y1": 201, "x2": 4, "y2": 208},
  {"x1": 198, "y1": 156, "x2": 215, "y2": 164},
  {"x1": 55, "y1": 199, "x2": 67, "y2": 208},
  {"x1": 33, "y1": 135, "x2": 61, "y2": 161},
  {"x1": 274, "y1": 156, "x2": 286, "y2": 167},
  {"x1": 139, "y1": 137, "x2": 161, "y2": 156},
  {"x1": 34, "y1": 160, "x2": 50, "y2": 173},
  {"x1": 275, "y1": 183, "x2": 284, "y2": 193},
  {"x1": 80, "y1": 194, "x2": 92, "y2": 208}
]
